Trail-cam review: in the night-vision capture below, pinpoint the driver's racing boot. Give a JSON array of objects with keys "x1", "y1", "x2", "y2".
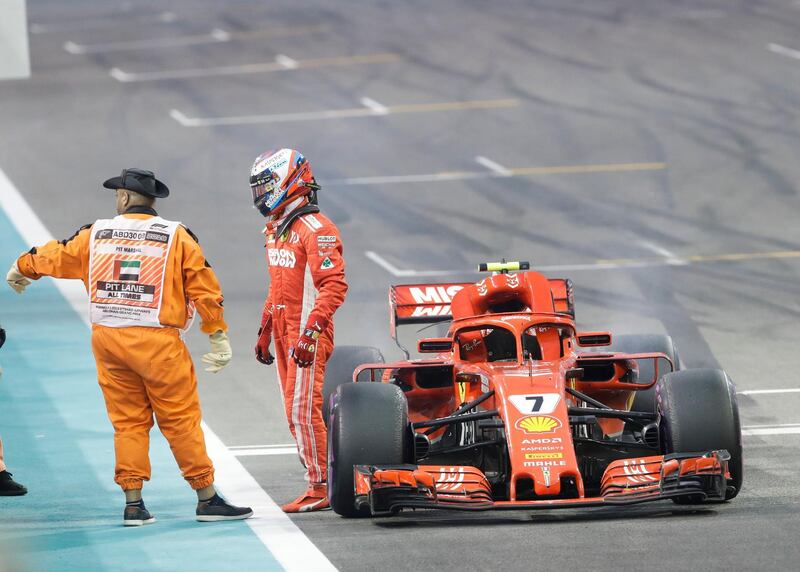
[{"x1": 281, "y1": 483, "x2": 329, "y2": 513}]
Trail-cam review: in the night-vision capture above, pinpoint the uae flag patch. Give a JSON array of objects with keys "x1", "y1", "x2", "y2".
[
  {"x1": 114, "y1": 260, "x2": 141, "y2": 282},
  {"x1": 320, "y1": 257, "x2": 334, "y2": 270}
]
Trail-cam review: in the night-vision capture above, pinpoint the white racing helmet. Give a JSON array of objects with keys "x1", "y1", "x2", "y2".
[{"x1": 249, "y1": 148, "x2": 316, "y2": 217}]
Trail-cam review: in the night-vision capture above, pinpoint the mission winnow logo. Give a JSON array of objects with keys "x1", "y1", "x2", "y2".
[{"x1": 114, "y1": 260, "x2": 141, "y2": 282}]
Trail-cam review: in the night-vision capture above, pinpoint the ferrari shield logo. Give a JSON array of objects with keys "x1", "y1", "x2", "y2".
[{"x1": 516, "y1": 415, "x2": 562, "y2": 434}]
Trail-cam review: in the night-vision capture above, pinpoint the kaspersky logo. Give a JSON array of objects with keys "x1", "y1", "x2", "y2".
[
  {"x1": 515, "y1": 415, "x2": 562, "y2": 434},
  {"x1": 114, "y1": 260, "x2": 141, "y2": 282}
]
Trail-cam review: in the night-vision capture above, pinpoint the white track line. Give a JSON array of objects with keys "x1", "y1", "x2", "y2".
[
  {"x1": 232, "y1": 447, "x2": 299, "y2": 457},
  {"x1": 275, "y1": 54, "x2": 299, "y2": 69},
  {"x1": 0, "y1": 169, "x2": 87, "y2": 314},
  {"x1": 170, "y1": 106, "x2": 380, "y2": 127},
  {"x1": 360, "y1": 97, "x2": 389, "y2": 115},
  {"x1": 64, "y1": 28, "x2": 231, "y2": 54},
  {"x1": 169, "y1": 98, "x2": 517, "y2": 127},
  {"x1": 739, "y1": 388, "x2": 800, "y2": 395},
  {"x1": 742, "y1": 424, "x2": 800, "y2": 436},
  {"x1": 0, "y1": 166, "x2": 335, "y2": 572},
  {"x1": 339, "y1": 171, "x2": 487, "y2": 185},
  {"x1": 203, "y1": 428, "x2": 335, "y2": 569},
  {"x1": 636, "y1": 240, "x2": 688, "y2": 266},
  {"x1": 475, "y1": 155, "x2": 512, "y2": 177},
  {"x1": 65, "y1": 25, "x2": 325, "y2": 55},
  {"x1": 331, "y1": 162, "x2": 664, "y2": 186},
  {"x1": 364, "y1": 251, "x2": 415, "y2": 277},
  {"x1": 169, "y1": 109, "x2": 195, "y2": 127},
  {"x1": 229, "y1": 443, "x2": 296, "y2": 450},
  {"x1": 112, "y1": 60, "x2": 287, "y2": 82},
  {"x1": 363, "y1": 248, "x2": 800, "y2": 277},
  {"x1": 767, "y1": 42, "x2": 800, "y2": 61},
  {"x1": 31, "y1": 11, "x2": 176, "y2": 34},
  {"x1": 110, "y1": 52, "x2": 397, "y2": 83},
  {"x1": 363, "y1": 252, "x2": 685, "y2": 278}
]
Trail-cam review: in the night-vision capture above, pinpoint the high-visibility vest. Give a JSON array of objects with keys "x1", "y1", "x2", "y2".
[{"x1": 88, "y1": 216, "x2": 180, "y2": 328}]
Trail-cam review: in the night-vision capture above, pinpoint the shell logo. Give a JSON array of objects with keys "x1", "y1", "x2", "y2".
[{"x1": 516, "y1": 415, "x2": 562, "y2": 434}]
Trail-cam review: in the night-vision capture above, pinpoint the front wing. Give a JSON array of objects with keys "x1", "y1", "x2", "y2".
[{"x1": 353, "y1": 451, "x2": 730, "y2": 514}]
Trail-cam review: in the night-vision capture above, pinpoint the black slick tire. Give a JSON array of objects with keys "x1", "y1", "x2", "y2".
[
  {"x1": 605, "y1": 334, "x2": 681, "y2": 413},
  {"x1": 657, "y1": 368, "x2": 743, "y2": 502},
  {"x1": 328, "y1": 382, "x2": 408, "y2": 517},
  {"x1": 323, "y1": 345, "x2": 384, "y2": 425}
]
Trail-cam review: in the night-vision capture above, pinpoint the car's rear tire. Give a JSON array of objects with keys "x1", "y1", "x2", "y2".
[
  {"x1": 605, "y1": 334, "x2": 681, "y2": 413},
  {"x1": 657, "y1": 368, "x2": 742, "y2": 503},
  {"x1": 323, "y1": 345, "x2": 384, "y2": 425},
  {"x1": 328, "y1": 382, "x2": 409, "y2": 517}
]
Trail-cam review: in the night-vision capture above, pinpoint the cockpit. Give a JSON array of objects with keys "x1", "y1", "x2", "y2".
[{"x1": 455, "y1": 322, "x2": 573, "y2": 364}]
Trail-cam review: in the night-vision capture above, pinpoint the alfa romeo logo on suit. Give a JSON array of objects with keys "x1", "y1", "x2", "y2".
[{"x1": 515, "y1": 415, "x2": 562, "y2": 434}]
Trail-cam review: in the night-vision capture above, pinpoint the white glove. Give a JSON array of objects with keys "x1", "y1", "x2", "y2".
[
  {"x1": 202, "y1": 331, "x2": 232, "y2": 373},
  {"x1": 6, "y1": 262, "x2": 31, "y2": 294}
]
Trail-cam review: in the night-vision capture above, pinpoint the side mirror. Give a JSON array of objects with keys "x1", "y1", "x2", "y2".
[
  {"x1": 418, "y1": 338, "x2": 453, "y2": 353},
  {"x1": 576, "y1": 331, "x2": 612, "y2": 347}
]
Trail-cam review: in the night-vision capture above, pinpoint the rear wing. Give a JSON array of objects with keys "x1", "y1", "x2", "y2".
[
  {"x1": 389, "y1": 283, "x2": 470, "y2": 341},
  {"x1": 388, "y1": 278, "x2": 574, "y2": 341}
]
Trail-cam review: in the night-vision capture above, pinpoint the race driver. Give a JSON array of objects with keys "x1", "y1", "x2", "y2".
[
  {"x1": 251, "y1": 149, "x2": 348, "y2": 512},
  {"x1": 5, "y1": 168, "x2": 252, "y2": 525}
]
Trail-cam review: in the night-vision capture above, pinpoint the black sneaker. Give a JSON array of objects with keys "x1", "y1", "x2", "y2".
[
  {"x1": 196, "y1": 494, "x2": 253, "y2": 522},
  {"x1": 0, "y1": 471, "x2": 27, "y2": 496},
  {"x1": 123, "y1": 502, "x2": 156, "y2": 526}
]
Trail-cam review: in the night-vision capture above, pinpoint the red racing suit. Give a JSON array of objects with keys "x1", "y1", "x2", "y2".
[{"x1": 262, "y1": 209, "x2": 347, "y2": 484}]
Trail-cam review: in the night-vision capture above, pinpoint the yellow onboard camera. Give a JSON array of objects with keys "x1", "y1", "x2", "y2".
[{"x1": 478, "y1": 260, "x2": 530, "y2": 274}]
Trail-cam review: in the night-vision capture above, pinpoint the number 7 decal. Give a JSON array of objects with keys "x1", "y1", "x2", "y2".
[
  {"x1": 526, "y1": 395, "x2": 544, "y2": 412},
  {"x1": 509, "y1": 394, "x2": 560, "y2": 415}
]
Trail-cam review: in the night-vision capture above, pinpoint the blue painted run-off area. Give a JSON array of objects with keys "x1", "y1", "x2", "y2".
[{"x1": 0, "y1": 207, "x2": 282, "y2": 571}]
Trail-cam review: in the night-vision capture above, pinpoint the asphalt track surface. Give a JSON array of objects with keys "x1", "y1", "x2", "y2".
[{"x1": 1, "y1": 0, "x2": 800, "y2": 570}]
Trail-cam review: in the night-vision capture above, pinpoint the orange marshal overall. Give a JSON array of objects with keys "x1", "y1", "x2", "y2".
[{"x1": 16, "y1": 210, "x2": 226, "y2": 491}]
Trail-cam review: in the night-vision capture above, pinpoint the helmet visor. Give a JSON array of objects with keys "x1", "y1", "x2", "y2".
[
  {"x1": 251, "y1": 176, "x2": 279, "y2": 203},
  {"x1": 252, "y1": 182, "x2": 288, "y2": 216}
]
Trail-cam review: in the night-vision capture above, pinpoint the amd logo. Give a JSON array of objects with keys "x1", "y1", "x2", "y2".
[{"x1": 521, "y1": 437, "x2": 563, "y2": 445}]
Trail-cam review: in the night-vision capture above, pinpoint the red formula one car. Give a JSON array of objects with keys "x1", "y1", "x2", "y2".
[{"x1": 325, "y1": 262, "x2": 742, "y2": 517}]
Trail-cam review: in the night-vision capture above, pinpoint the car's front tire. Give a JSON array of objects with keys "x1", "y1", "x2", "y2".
[
  {"x1": 657, "y1": 368, "x2": 743, "y2": 502},
  {"x1": 328, "y1": 382, "x2": 409, "y2": 517}
]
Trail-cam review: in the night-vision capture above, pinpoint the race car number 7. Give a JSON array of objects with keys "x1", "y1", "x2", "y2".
[{"x1": 509, "y1": 393, "x2": 560, "y2": 415}]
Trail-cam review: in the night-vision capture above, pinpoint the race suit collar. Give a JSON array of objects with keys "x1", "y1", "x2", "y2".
[
  {"x1": 263, "y1": 197, "x2": 319, "y2": 237},
  {"x1": 275, "y1": 204, "x2": 320, "y2": 238}
]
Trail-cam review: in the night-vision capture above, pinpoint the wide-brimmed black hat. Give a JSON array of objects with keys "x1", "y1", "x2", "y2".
[{"x1": 103, "y1": 168, "x2": 170, "y2": 198}]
